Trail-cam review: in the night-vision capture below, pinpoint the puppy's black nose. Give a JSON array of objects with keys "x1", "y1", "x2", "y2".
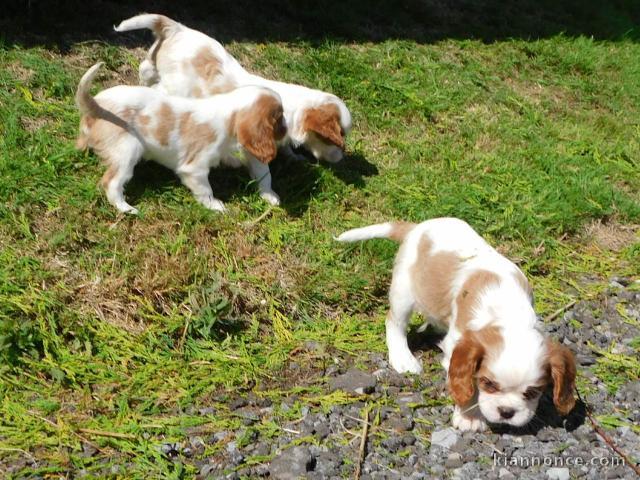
[{"x1": 498, "y1": 407, "x2": 515, "y2": 419}]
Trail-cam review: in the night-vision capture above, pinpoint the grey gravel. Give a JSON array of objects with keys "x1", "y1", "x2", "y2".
[{"x1": 39, "y1": 280, "x2": 639, "y2": 479}]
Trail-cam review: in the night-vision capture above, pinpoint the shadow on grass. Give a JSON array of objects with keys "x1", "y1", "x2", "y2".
[
  {"x1": 123, "y1": 148, "x2": 378, "y2": 216},
  {"x1": 3, "y1": 0, "x2": 639, "y2": 50}
]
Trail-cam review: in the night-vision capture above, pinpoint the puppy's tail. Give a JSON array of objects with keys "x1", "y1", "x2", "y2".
[
  {"x1": 75, "y1": 63, "x2": 141, "y2": 145},
  {"x1": 114, "y1": 13, "x2": 181, "y2": 40},
  {"x1": 75, "y1": 62, "x2": 104, "y2": 118},
  {"x1": 335, "y1": 221, "x2": 415, "y2": 243}
]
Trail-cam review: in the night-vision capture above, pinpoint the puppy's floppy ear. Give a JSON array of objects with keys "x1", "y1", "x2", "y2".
[
  {"x1": 448, "y1": 331, "x2": 484, "y2": 406},
  {"x1": 546, "y1": 340, "x2": 577, "y2": 416},
  {"x1": 235, "y1": 99, "x2": 278, "y2": 164},
  {"x1": 302, "y1": 104, "x2": 344, "y2": 148}
]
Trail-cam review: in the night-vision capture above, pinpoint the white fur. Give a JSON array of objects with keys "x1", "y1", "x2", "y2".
[
  {"x1": 115, "y1": 14, "x2": 352, "y2": 163},
  {"x1": 76, "y1": 63, "x2": 284, "y2": 213},
  {"x1": 337, "y1": 218, "x2": 548, "y2": 431}
]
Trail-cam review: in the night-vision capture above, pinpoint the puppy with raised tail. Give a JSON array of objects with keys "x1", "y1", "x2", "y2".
[
  {"x1": 114, "y1": 14, "x2": 352, "y2": 165},
  {"x1": 75, "y1": 63, "x2": 286, "y2": 214},
  {"x1": 337, "y1": 218, "x2": 576, "y2": 431}
]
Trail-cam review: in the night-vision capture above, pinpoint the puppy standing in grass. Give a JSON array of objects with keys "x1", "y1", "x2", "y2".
[
  {"x1": 75, "y1": 63, "x2": 286, "y2": 214},
  {"x1": 115, "y1": 14, "x2": 352, "y2": 168},
  {"x1": 337, "y1": 218, "x2": 576, "y2": 431}
]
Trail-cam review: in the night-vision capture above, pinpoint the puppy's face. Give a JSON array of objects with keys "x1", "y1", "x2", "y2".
[
  {"x1": 235, "y1": 94, "x2": 287, "y2": 163},
  {"x1": 449, "y1": 329, "x2": 576, "y2": 428},
  {"x1": 301, "y1": 102, "x2": 350, "y2": 163}
]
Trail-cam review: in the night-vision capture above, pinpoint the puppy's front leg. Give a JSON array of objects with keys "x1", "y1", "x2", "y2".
[
  {"x1": 177, "y1": 170, "x2": 226, "y2": 212},
  {"x1": 247, "y1": 156, "x2": 280, "y2": 206},
  {"x1": 386, "y1": 278, "x2": 422, "y2": 374}
]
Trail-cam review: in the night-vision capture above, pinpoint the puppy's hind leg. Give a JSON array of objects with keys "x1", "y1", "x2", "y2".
[
  {"x1": 100, "y1": 136, "x2": 144, "y2": 214},
  {"x1": 386, "y1": 274, "x2": 422, "y2": 374}
]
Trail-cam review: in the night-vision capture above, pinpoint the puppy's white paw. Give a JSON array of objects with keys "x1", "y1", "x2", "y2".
[
  {"x1": 260, "y1": 191, "x2": 281, "y2": 206},
  {"x1": 199, "y1": 196, "x2": 226, "y2": 212},
  {"x1": 389, "y1": 351, "x2": 423, "y2": 374},
  {"x1": 452, "y1": 407, "x2": 487, "y2": 432},
  {"x1": 115, "y1": 202, "x2": 139, "y2": 215}
]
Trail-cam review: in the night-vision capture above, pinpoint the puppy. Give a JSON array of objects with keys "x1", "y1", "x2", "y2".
[
  {"x1": 115, "y1": 14, "x2": 352, "y2": 165},
  {"x1": 337, "y1": 218, "x2": 576, "y2": 431},
  {"x1": 75, "y1": 63, "x2": 286, "y2": 214}
]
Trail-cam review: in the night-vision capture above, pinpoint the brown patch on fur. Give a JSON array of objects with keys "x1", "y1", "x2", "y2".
[
  {"x1": 233, "y1": 95, "x2": 284, "y2": 163},
  {"x1": 192, "y1": 47, "x2": 221, "y2": 84},
  {"x1": 449, "y1": 325, "x2": 503, "y2": 405},
  {"x1": 411, "y1": 237, "x2": 460, "y2": 324},
  {"x1": 456, "y1": 270, "x2": 501, "y2": 330},
  {"x1": 302, "y1": 103, "x2": 344, "y2": 148},
  {"x1": 178, "y1": 112, "x2": 217, "y2": 165},
  {"x1": 152, "y1": 15, "x2": 174, "y2": 38},
  {"x1": 448, "y1": 330, "x2": 485, "y2": 406},
  {"x1": 546, "y1": 340, "x2": 577, "y2": 416},
  {"x1": 192, "y1": 86, "x2": 204, "y2": 98},
  {"x1": 137, "y1": 114, "x2": 151, "y2": 137},
  {"x1": 154, "y1": 103, "x2": 175, "y2": 146},
  {"x1": 388, "y1": 221, "x2": 415, "y2": 242}
]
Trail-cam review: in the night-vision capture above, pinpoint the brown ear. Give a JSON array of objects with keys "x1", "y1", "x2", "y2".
[
  {"x1": 547, "y1": 341, "x2": 577, "y2": 416},
  {"x1": 235, "y1": 107, "x2": 277, "y2": 164},
  {"x1": 302, "y1": 104, "x2": 344, "y2": 148},
  {"x1": 448, "y1": 332, "x2": 484, "y2": 406}
]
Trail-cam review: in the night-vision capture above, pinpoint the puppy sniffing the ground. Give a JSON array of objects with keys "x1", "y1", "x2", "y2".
[
  {"x1": 337, "y1": 218, "x2": 576, "y2": 431},
  {"x1": 115, "y1": 14, "x2": 351, "y2": 165},
  {"x1": 75, "y1": 63, "x2": 286, "y2": 213}
]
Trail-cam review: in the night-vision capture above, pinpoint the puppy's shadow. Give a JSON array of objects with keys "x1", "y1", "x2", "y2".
[
  {"x1": 124, "y1": 156, "x2": 322, "y2": 215},
  {"x1": 124, "y1": 149, "x2": 376, "y2": 215},
  {"x1": 407, "y1": 323, "x2": 446, "y2": 353},
  {"x1": 490, "y1": 393, "x2": 586, "y2": 435},
  {"x1": 323, "y1": 151, "x2": 379, "y2": 188},
  {"x1": 126, "y1": 161, "x2": 181, "y2": 205}
]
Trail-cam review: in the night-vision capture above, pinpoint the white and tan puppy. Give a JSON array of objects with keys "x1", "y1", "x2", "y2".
[
  {"x1": 115, "y1": 14, "x2": 352, "y2": 164},
  {"x1": 75, "y1": 63, "x2": 286, "y2": 214},
  {"x1": 337, "y1": 218, "x2": 576, "y2": 431}
]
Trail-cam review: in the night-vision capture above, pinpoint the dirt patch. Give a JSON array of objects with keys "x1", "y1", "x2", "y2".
[
  {"x1": 7, "y1": 61, "x2": 35, "y2": 83},
  {"x1": 20, "y1": 116, "x2": 51, "y2": 133},
  {"x1": 583, "y1": 219, "x2": 639, "y2": 252}
]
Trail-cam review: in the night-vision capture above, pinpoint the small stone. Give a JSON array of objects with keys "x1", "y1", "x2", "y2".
[
  {"x1": 381, "y1": 436, "x2": 403, "y2": 452},
  {"x1": 547, "y1": 467, "x2": 570, "y2": 480},
  {"x1": 269, "y1": 446, "x2": 314, "y2": 479},
  {"x1": 445, "y1": 452, "x2": 463, "y2": 468},
  {"x1": 229, "y1": 397, "x2": 248, "y2": 410},
  {"x1": 402, "y1": 433, "x2": 416, "y2": 446},
  {"x1": 499, "y1": 468, "x2": 515, "y2": 479},
  {"x1": 430, "y1": 428, "x2": 460, "y2": 450},
  {"x1": 329, "y1": 368, "x2": 377, "y2": 394}
]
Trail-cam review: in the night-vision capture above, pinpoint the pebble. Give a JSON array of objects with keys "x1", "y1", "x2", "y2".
[
  {"x1": 329, "y1": 368, "x2": 377, "y2": 394},
  {"x1": 430, "y1": 428, "x2": 460, "y2": 450},
  {"x1": 546, "y1": 467, "x2": 570, "y2": 480},
  {"x1": 269, "y1": 446, "x2": 314, "y2": 479}
]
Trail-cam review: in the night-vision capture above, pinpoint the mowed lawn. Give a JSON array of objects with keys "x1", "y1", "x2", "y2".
[{"x1": 1, "y1": 4, "x2": 640, "y2": 478}]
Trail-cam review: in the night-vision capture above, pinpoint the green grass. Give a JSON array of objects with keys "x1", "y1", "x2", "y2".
[{"x1": 1, "y1": 16, "x2": 640, "y2": 479}]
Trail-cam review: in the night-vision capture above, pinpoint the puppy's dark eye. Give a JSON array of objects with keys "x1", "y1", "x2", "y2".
[
  {"x1": 523, "y1": 386, "x2": 542, "y2": 400},
  {"x1": 479, "y1": 376, "x2": 500, "y2": 393}
]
